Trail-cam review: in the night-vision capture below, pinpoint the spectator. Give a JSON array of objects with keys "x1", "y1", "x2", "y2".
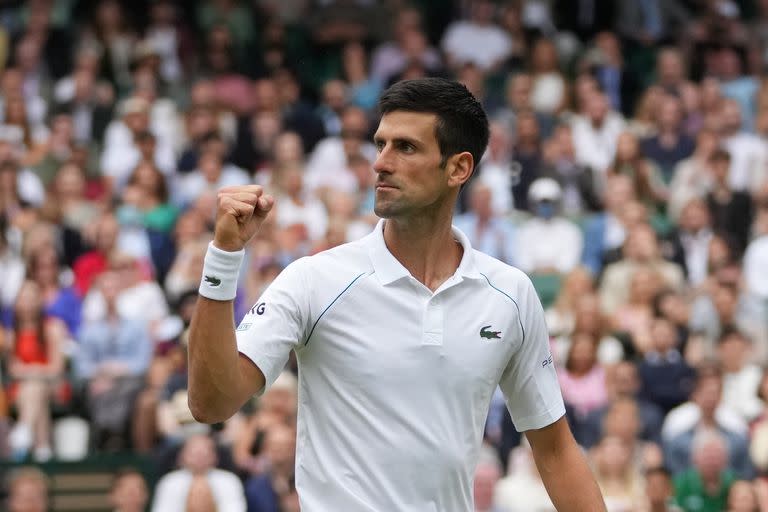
[
  {"x1": 5, "y1": 467, "x2": 49, "y2": 512},
  {"x1": 641, "y1": 466, "x2": 683, "y2": 512},
  {"x1": 664, "y1": 363, "x2": 753, "y2": 478},
  {"x1": 668, "y1": 198, "x2": 715, "y2": 287},
  {"x1": 7, "y1": 281, "x2": 68, "y2": 462},
  {"x1": 151, "y1": 434, "x2": 246, "y2": 512},
  {"x1": 109, "y1": 468, "x2": 149, "y2": 512},
  {"x1": 592, "y1": 435, "x2": 646, "y2": 510},
  {"x1": 244, "y1": 424, "x2": 296, "y2": 512},
  {"x1": 558, "y1": 332, "x2": 608, "y2": 420},
  {"x1": 26, "y1": 244, "x2": 81, "y2": 336},
  {"x1": 453, "y1": 181, "x2": 516, "y2": 265},
  {"x1": 599, "y1": 224, "x2": 685, "y2": 315},
  {"x1": 717, "y1": 328, "x2": 764, "y2": 423},
  {"x1": 668, "y1": 128, "x2": 719, "y2": 222},
  {"x1": 441, "y1": 0, "x2": 512, "y2": 72},
  {"x1": 607, "y1": 131, "x2": 667, "y2": 209},
  {"x1": 641, "y1": 95, "x2": 696, "y2": 182},
  {"x1": 571, "y1": 92, "x2": 626, "y2": 176},
  {"x1": 726, "y1": 479, "x2": 760, "y2": 512},
  {"x1": 494, "y1": 440, "x2": 555, "y2": 512},
  {"x1": 673, "y1": 430, "x2": 736, "y2": 512},
  {"x1": 706, "y1": 148, "x2": 754, "y2": 254},
  {"x1": 516, "y1": 178, "x2": 583, "y2": 274},
  {"x1": 580, "y1": 361, "x2": 665, "y2": 448},
  {"x1": 639, "y1": 316, "x2": 695, "y2": 406},
  {"x1": 472, "y1": 444, "x2": 504, "y2": 512},
  {"x1": 75, "y1": 271, "x2": 152, "y2": 451}
]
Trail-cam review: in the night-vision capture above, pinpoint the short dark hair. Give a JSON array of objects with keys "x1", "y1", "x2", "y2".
[
  {"x1": 378, "y1": 78, "x2": 489, "y2": 171},
  {"x1": 710, "y1": 148, "x2": 731, "y2": 163}
]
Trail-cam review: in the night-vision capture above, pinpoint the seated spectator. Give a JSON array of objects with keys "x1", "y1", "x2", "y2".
[
  {"x1": 440, "y1": 0, "x2": 512, "y2": 72},
  {"x1": 538, "y1": 123, "x2": 602, "y2": 216},
  {"x1": 667, "y1": 128, "x2": 718, "y2": 222},
  {"x1": 5, "y1": 467, "x2": 49, "y2": 512},
  {"x1": 664, "y1": 364, "x2": 753, "y2": 479},
  {"x1": 571, "y1": 92, "x2": 626, "y2": 175},
  {"x1": 26, "y1": 245, "x2": 81, "y2": 336},
  {"x1": 175, "y1": 147, "x2": 250, "y2": 208},
  {"x1": 494, "y1": 440, "x2": 555, "y2": 512},
  {"x1": 151, "y1": 434, "x2": 246, "y2": 512},
  {"x1": 611, "y1": 268, "x2": 663, "y2": 348},
  {"x1": 581, "y1": 174, "x2": 638, "y2": 276},
  {"x1": 72, "y1": 212, "x2": 120, "y2": 297},
  {"x1": 453, "y1": 181, "x2": 516, "y2": 265},
  {"x1": 74, "y1": 271, "x2": 152, "y2": 451},
  {"x1": 471, "y1": 444, "x2": 503, "y2": 512},
  {"x1": 717, "y1": 328, "x2": 763, "y2": 422},
  {"x1": 706, "y1": 149, "x2": 753, "y2": 255},
  {"x1": 82, "y1": 252, "x2": 171, "y2": 342},
  {"x1": 109, "y1": 468, "x2": 149, "y2": 512},
  {"x1": 273, "y1": 164, "x2": 329, "y2": 246},
  {"x1": 580, "y1": 361, "x2": 664, "y2": 448},
  {"x1": 592, "y1": 435, "x2": 645, "y2": 511},
  {"x1": 638, "y1": 317, "x2": 696, "y2": 414},
  {"x1": 545, "y1": 267, "x2": 595, "y2": 338},
  {"x1": 0, "y1": 213, "x2": 24, "y2": 318},
  {"x1": 640, "y1": 466, "x2": 683, "y2": 512},
  {"x1": 245, "y1": 424, "x2": 297, "y2": 512},
  {"x1": 606, "y1": 132, "x2": 667, "y2": 209},
  {"x1": 726, "y1": 480, "x2": 760, "y2": 512},
  {"x1": 7, "y1": 281, "x2": 68, "y2": 462},
  {"x1": 557, "y1": 332, "x2": 608, "y2": 420},
  {"x1": 599, "y1": 224, "x2": 684, "y2": 315},
  {"x1": 641, "y1": 94, "x2": 695, "y2": 181},
  {"x1": 516, "y1": 178, "x2": 583, "y2": 275},
  {"x1": 233, "y1": 371, "x2": 298, "y2": 476},
  {"x1": 673, "y1": 430, "x2": 736, "y2": 512}
]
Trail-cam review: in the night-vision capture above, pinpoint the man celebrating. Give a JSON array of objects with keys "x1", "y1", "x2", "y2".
[{"x1": 188, "y1": 78, "x2": 606, "y2": 511}]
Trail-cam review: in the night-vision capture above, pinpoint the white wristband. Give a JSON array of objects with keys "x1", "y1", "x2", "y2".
[{"x1": 198, "y1": 242, "x2": 245, "y2": 301}]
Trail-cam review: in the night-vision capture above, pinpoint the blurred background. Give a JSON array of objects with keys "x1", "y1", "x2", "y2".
[{"x1": 0, "y1": 0, "x2": 768, "y2": 510}]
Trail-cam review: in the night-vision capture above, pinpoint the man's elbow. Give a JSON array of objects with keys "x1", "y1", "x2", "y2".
[{"x1": 188, "y1": 396, "x2": 232, "y2": 425}]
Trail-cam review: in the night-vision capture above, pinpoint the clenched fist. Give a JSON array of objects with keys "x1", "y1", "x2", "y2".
[{"x1": 213, "y1": 185, "x2": 274, "y2": 252}]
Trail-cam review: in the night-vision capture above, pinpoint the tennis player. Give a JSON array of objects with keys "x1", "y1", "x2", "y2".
[{"x1": 188, "y1": 78, "x2": 606, "y2": 511}]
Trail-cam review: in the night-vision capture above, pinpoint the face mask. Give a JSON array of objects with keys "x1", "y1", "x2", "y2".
[{"x1": 535, "y1": 202, "x2": 556, "y2": 220}]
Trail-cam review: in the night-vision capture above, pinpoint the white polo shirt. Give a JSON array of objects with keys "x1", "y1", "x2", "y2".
[{"x1": 236, "y1": 220, "x2": 565, "y2": 511}]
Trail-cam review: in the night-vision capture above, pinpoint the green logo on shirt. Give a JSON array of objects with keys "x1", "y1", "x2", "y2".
[
  {"x1": 204, "y1": 275, "x2": 221, "y2": 287},
  {"x1": 480, "y1": 325, "x2": 502, "y2": 339}
]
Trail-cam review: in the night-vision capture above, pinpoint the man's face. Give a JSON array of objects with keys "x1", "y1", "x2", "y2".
[
  {"x1": 110, "y1": 474, "x2": 148, "y2": 512},
  {"x1": 372, "y1": 111, "x2": 453, "y2": 219}
]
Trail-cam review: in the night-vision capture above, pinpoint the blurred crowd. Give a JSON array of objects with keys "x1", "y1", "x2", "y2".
[{"x1": 1, "y1": 0, "x2": 768, "y2": 511}]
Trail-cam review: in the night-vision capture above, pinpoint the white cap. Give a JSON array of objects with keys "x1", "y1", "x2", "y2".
[{"x1": 528, "y1": 177, "x2": 562, "y2": 202}]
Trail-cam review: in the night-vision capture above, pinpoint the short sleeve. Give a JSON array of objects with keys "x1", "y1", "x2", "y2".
[
  {"x1": 236, "y1": 258, "x2": 311, "y2": 392},
  {"x1": 499, "y1": 275, "x2": 565, "y2": 432}
]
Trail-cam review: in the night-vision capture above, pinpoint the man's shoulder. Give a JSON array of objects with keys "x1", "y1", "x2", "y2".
[
  {"x1": 290, "y1": 236, "x2": 373, "y2": 283},
  {"x1": 472, "y1": 250, "x2": 532, "y2": 295}
]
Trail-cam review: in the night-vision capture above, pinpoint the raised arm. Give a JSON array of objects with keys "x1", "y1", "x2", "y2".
[{"x1": 187, "y1": 185, "x2": 273, "y2": 424}]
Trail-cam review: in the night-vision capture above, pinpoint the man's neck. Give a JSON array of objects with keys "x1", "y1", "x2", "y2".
[{"x1": 383, "y1": 212, "x2": 463, "y2": 292}]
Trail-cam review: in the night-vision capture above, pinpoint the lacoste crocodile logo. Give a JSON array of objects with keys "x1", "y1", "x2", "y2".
[
  {"x1": 204, "y1": 275, "x2": 221, "y2": 287},
  {"x1": 480, "y1": 325, "x2": 502, "y2": 340}
]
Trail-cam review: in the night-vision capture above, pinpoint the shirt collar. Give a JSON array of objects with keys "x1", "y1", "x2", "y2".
[{"x1": 366, "y1": 219, "x2": 482, "y2": 286}]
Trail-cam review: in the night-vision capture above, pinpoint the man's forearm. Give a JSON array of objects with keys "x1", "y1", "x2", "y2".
[
  {"x1": 187, "y1": 297, "x2": 249, "y2": 423},
  {"x1": 536, "y1": 438, "x2": 606, "y2": 512}
]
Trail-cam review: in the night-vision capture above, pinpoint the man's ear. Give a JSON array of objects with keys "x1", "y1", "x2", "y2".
[{"x1": 447, "y1": 151, "x2": 474, "y2": 188}]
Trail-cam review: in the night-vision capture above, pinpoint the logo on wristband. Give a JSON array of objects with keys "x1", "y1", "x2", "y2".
[{"x1": 204, "y1": 275, "x2": 222, "y2": 287}]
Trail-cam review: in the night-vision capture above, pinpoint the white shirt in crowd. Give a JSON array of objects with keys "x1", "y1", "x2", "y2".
[
  {"x1": 151, "y1": 468, "x2": 246, "y2": 512},
  {"x1": 571, "y1": 112, "x2": 626, "y2": 175},
  {"x1": 722, "y1": 132, "x2": 768, "y2": 193},
  {"x1": 515, "y1": 217, "x2": 584, "y2": 274},
  {"x1": 274, "y1": 194, "x2": 329, "y2": 242},
  {"x1": 722, "y1": 365, "x2": 765, "y2": 422},
  {"x1": 304, "y1": 137, "x2": 377, "y2": 194},
  {"x1": 100, "y1": 120, "x2": 177, "y2": 189},
  {"x1": 744, "y1": 235, "x2": 768, "y2": 299},
  {"x1": 661, "y1": 402, "x2": 748, "y2": 442},
  {"x1": 441, "y1": 21, "x2": 512, "y2": 70},
  {"x1": 234, "y1": 220, "x2": 565, "y2": 511},
  {"x1": 175, "y1": 165, "x2": 251, "y2": 207}
]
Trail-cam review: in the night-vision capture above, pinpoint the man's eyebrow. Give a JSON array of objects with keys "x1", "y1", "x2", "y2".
[{"x1": 373, "y1": 135, "x2": 422, "y2": 146}]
